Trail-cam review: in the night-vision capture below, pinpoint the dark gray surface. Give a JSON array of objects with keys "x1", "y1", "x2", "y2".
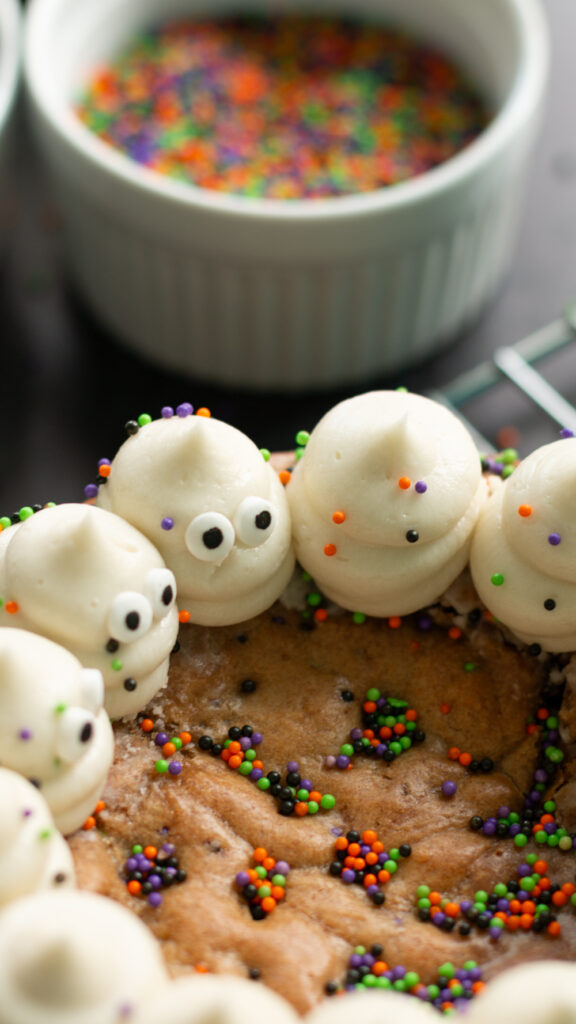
[{"x1": 1, "y1": 0, "x2": 575, "y2": 513}]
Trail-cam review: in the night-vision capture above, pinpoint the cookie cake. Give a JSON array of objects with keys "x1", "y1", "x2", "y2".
[{"x1": 0, "y1": 391, "x2": 575, "y2": 1024}]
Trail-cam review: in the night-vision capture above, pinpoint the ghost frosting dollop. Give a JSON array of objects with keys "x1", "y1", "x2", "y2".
[
  {"x1": 0, "y1": 768, "x2": 75, "y2": 907},
  {"x1": 96, "y1": 407, "x2": 294, "y2": 625},
  {"x1": 0, "y1": 503, "x2": 179, "y2": 718},
  {"x1": 134, "y1": 974, "x2": 299, "y2": 1024},
  {"x1": 0, "y1": 629, "x2": 113, "y2": 834},
  {"x1": 0, "y1": 890, "x2": 168, "y2": 1024},
  {"x1": 470, "y1": 437, "x2": 576, "y2": 652},
  {"x1": 288, "y1": 391, "x2": 486, "y2": 616}
]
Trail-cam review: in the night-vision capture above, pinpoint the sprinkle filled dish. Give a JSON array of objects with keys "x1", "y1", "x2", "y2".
[{"x1": 75, "y1": 14, "x2": 489, "y2": 199}]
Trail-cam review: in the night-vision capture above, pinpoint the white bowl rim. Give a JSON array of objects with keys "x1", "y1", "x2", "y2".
[
  {"x1": 24, "y1": 0, "x2": 549, "y2": 223},
  {"x1": 0, "y1": 0, "x2": 21, "y2": 136}
]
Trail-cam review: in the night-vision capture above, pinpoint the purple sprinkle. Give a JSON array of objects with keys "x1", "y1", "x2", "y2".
[
  {"x1": 469, "y1": 968, "x2": 483, "y2": 982},
  {"x1": 161, "y1": 517, "x2": 174, "y2": 531},
  {"x1": 275, "y1": 860, "x2": 290, "y2": 875},
  {"x1": 125, "y1": 857, "x2": 139, "y2": 872},
  {"x1": 161, "y1": 406, "x2": 174, "y2": 418},
  {"x1": 251, "y1": 732, "x2": 263, "y2": 746},
  {"x1": 547, "y1": 730, "x2": 559, "y2": 742},
  {"x1": 362, "y1": 954, "x2": 375, "y2": 967},
  {"x1": 118, "y1": 1004, "x2": 134, "y2": 1019},
  {"x1": 349, "y1": 728, "x2": 363, "y2": 741},
  {"x1": 250, "y1": 768, "x2": 263, "y2": 781},
  {"x1": 392, "y1": 966, "x2": 406, "y2": 981},
  {"x1": 544, "y1": 822, "x2": 557, "y2": 834},
  {"x1": 164, "y1": 866, "x2": 177, "y2": 877},
  {"x1": 376, "y1": 744, "x2": 387, "y2": 757},
  {"x1": 417, "y1": 614, "x2": 433, "y2": 631},
  {"x1": 517, "y1": 890, "x2": 530, "y2": 902},
  {"x1": 148, "y1": 874, "x2": 162, "y2": 889},
  {"x1": 441, "y1": 780, "x2": 457, "y2": 797},
  {"x1": 415, "y1": 481, "x2": 427, "y2": 493},
  {"x1": 482, "y1": 821, "x2": 497, "y2": 836},
  {"x1": 324, "y1": 756, "x2": 337, "y2": 769},
  {"x1": 341, "y1": 869, "x2": 355, "y2": 884},
  {"x1": 236, "y1": 871, "x2": 250, "y2": 887},
  {"x1": 489, "y1": 927, "x2": 502, "y2": 940},
  {"x1": 548, "y1": 532, "x2": 562, "y2": 545},
  {"x1": 19, "y1": 728, "x2": 33, "y2": 741},
  {"x1": 84, "y1": 483, "x2": 99, "y2": 499},
  {"x1": 155, "y1": 733, "x2": 169, "y2": 746},
  {"x1": 509, "y1": 824, "x2": 521, "y2": 836},
  {"x1": 460, "y1": 900, "x2": 473, "y2": 914},
  {"x1": 365, "y1": 885, "x2": 379, "y2": 896},
  {"x1": 433, "y1": 912, "x2": 446, "y2": 927},
  {"x1": 529, "y1": 790, "x2": 542, "y2": 803},
  {"x1": 299, "y1": 779, "x2": 313, "y2": 791},
  {"x1": 98, "y1": 458, "x2": 111, "y2": 467},
  {"x1": 162, "y1": 843, "x2": 175, "y2": 855},
  {"x1": 336, "y1": 755, "x2": 350, "y2": 769},
  {"x1": 349, "y1": 954, "x2": 363, "y2": 968},
  {"x1": 560, "y1": 428, "x2": 574, "y2": 438},
  {"x1": 22, "y1": 808, "x2": 33, "y2": 818},
  {"x1": 497, "y1": 898, "x2": 509, "y2": 911},
  {"x1": 286, "y1": 760, "x2": 299, "y2": 772},
  {"x1": 138, "y1": 857, "x2": 152, "y2": 872},
  {"x1": 168, "y1": 761, "x2": 182, "y2": 775},
  {"x1": 176, "y1": 403, "x2": 194, "y2": 417},
  {"x1": 147, "y1": 892, "x2": 163, "y2": 908},
  {"x1": 517, "y1": 864, "x2": 531, "y2": 877},
  {"x1": 534, "y1": 769, "x2": 548, "y2": 783},
  {"x1": 497, "y1": 806, "x2": 510, "y2": 818},
  {"x1": 239, "y1": 737, "x2": 252, "y2": 751}
]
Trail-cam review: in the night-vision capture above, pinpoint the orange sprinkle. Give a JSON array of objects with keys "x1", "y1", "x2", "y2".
[
  {"x1": 271, "y1": 886, "x2": 285, "y2": 901},
  {"x1": 393, "y1": 723, "x2": 406, "y2": 736},
  {"x1": 324, "y1": 543, "x2": 337, "y2": 557},
  {"x1": 352, "y1": 858, "x2": 366, "y2": 871},
  {"x1": 141, "y1": 718, "x2": 154, "y2": 733},
  {"x1": 5, "y1": 602, "x2": 18, "y2": 614},
  {"x1": 458, "y1": 752, "x2": 472, "y2": 767},
  {"x1": 363, "y1": 874, "x2": 377, "y2": 888},
  {"x1": 519, "y1": 914, "x2": 534, "y2": 930},
  {"x1": 98, "y1": 463, "x2": 111, "y2": 477},
  {"x1": 506, "y1": 915, "x2": 521, "y2": 931},
  {"x1": 377, "y1": 870, "x2": 390, "y2": 884},
  {"x1": 562, "y1": 882, "x2": 576, "y2": 896},
  {"x1": 247, "y1": 869, "x2": 259, "y2": 883},
  {"x1": 228, "y1": 754, "x2": 243, "y2": 770},
  {"x1": 410, "y1": 640, "x2": 420, "y2": 651},
  {"x1": 534, "y1": 860, "x2": 548, "y2": 875},
  {"x1": 509, "y1": 900, "x2": 522, "y2": 915},
  {"x1": 279, "y1": 470, "x2": 291, "y2": 486},
  {"x1": 162, "y1": 742, "x2": 176, "y2": 757},
  {"x1": 127, "y1": 880, "x2": 142, "y2": 895},
  {"x1": 363, "y1": 701, "x2": 377, "y2": 714},
  {"x1": 365, "y1": 852, "x2": 379, "y2": 866},
  {"x1": 220, "y1": 748, "x2": 231, "y2": 761},
  {"x1": 228, "y1": 741, "x2": 241, "y2": 754},
  {"x1": 179, "y1": 731, "x2": 192, "y2": 745},
  {"x1": 371, "y1": 841, "x2": 384, "y2": 854},
  {"x1": 94, "y1": 801, "x2": 106, "y2": 814},
  {"x1": 441, "y1": 1003, "x2": 454, "y2": 1013},
  {"x1": 195, "y1": 963, "x2": 211, "y2": 973},
  {"x1": 537, "y1": 707, "x2": 549, "y2": 720},
  {"x1": 440, "y1": 703, "x2": 451, "y2": 715},
  {"x1": 363, "y1": 729, "x2": 375, "y2": 740},
  {"x1": 379, "y1": 726, "x2": 392, "y2": 739},
  {"x1": 253, "y1": 847, "x2": 267, "y2": 863},
  {"x1": 294, "y1": 802, "x2": 309, "y2": 817},
  {"x1": 540, "y1": 813, "x2": 555, "y2": 825},
  {"x1": 444, "y1": 902, "x2": 460, "y2": 918},
  {"x1": 179, "y1": 609, "x2": 191, "y2": 624},
  {"x1": 526, "y1": 724, "x2": 539, "y2": 735},
  {"x1": 518, "y1": 504, "x2": 532, "y2": 517},
  {"x1": 372, "y1": 961, "x2": 389, "y2": 976},
  {"x1": 332, "y1": 510, "x2": 346, "y2": 524},
  {"x1": 82, "y1": 816, "x2": 96, "y2": 830},
  {"x1": 538, "y1": 877, "x2": 551, "y2": 891},
  {"x1": 472, "y1": 982, "x2": 486, "y2": 995},
  {"x1": 262, "y1": 857, "x2": 276, "y2": 872},
  {"x1": 448, "y1": 747, "x2": 461, "y2": 760},
  {"x1": 309, "y1": 790, "x2": 322, "y2": 803},
  {"x1": 398, "y1": 476, "x2": 411, "y2": 489},
  {"x1": 362, "y1": 830, "x2": 377, "y2": 845},
  {"x1": 405, "y1": 709, "x2": 418, "y2": 721},
  {"x1": 347, "y1": 843, "x2": 361, "y2": 857},
  {"x1": 252, "y1": 760, "x2": 264, "y2": 771},
  {"x1": 144, "y1": 846, "x2": 157, "y2": 859},
  {"x1": 429, "y1": 892, "x2": 442, "y2": 906},
  {"x1": 388, "y1": 616, "x2": 402, "y2": 629},
  {"x1": 335, "y1": 836, "x2": 348, "y2": 851},
  {"x1": 448, "y1": 626, "x2": 462, "y2": 640},
  {"x1": 261, "y1": 896, "x2": 277, "y2": 913},
  {"x1": 521, "y1": 901, "x2": 536, "y2": 915},
  {"x1": 548, "y1": 921, "x2": 562, "y2": 937},
  {"x1": 196, "y1": 407, "x2": 211, "y2": 417},
  {"x1": 315, "y1": 608, "x2": 328, "y2": 622},
  {"x1": 552, "y1": 891, "x2": 568, "y2": 907}
]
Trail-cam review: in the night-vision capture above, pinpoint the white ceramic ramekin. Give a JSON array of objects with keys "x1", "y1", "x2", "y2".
[
  {"x1": 0, "y1": 0, "x2": 20, "y2": 254},
  {"x1": 24, "y1": 0, "x2": 548, "y2": 389}
]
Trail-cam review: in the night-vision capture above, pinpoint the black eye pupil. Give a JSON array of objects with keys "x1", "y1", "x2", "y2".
[
  {"x1": 162, "y1": 585, "x2": 174, "y2": 606},
  {"x1": 203, "y1": 527, "x2": 224, "y2": 549},
  {"x1": 544, "y1": 598, "x2": 556, "y2": 611},
  {"x1": 255, "y1": 510, "x2": 272, "y2": 530},
  {"x1": 124, "y1": 678, "x2": 137, "y2": 692},
  {"x1": 406, "y1": 530, "x2": 419, "y2": 543},
  {"x1": 125, "y1": 611, "x2": 140, "y2": 631},
  {"x1": 80, "y1": 723, "x2": 93, "y2": 743}
]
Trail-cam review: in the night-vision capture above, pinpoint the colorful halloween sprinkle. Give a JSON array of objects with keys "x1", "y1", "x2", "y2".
[
  {"x1": 235, "y1": 847, "x2": 290, "y2": 918},
  {"x1": 330, "y1": 829, "x2": 411, "y2": 906},
  {"x1": 124, "y1": 841, "x2": 187, "y2": 907},
  {"x1": 76, "y1": 14, "x2": 488, "y2": 199},
  {"x1": 326, "y1": 687, "x2": 424, "y2": 769}
]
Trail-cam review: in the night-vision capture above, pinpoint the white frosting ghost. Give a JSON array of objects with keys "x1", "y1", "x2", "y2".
[
  {"x1": 0, "y1": 889, "x2": 168, "y2": 1024},
  {"x1": 134, "y1": 975, "x2": 299, "y2": 1024},
  {"x1": 97, "y1": 408, "x2": 294, "y2": 625},
  {"x1": 0, "y1": 768, "x2": 75, "y2": 907},
  {"x1": 0, "y1": 503, "x2": 179, "y2": 717},
  {"x1": 470, "y1": 438, "x2": 576, "y2": 652},
  {"x1": 306, "y1": 990, "x2": 438, "y2": 1024},
  {"x1": 0, "y1": 629, "x2": 113, "y2": 834},
  {"x1": 288, "y1": 391, "x2": 486, "y2": 616},
  {"x1": 466, "y1": 961, "x2": 576, "y2": 1024}
]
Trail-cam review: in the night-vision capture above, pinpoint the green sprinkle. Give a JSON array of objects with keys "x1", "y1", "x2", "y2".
[
  {"x1": 155, "y1": 760, "x2": 169, "y2": 773},
  {"x1": 132, "y1": 844, "x2": 143, "y2": 854},
  {"x1": 501, "y1": 465, "x2": 515, "y2": 479},
  {"x1": 297, "y1": 788, "x2": 310, "y2": 801},
  {"x1": 300, "y1": 570, "x2": 313, "y2": 582},
  {"x1": 0, "y1": 517, "x2": 11, "y2": 530},
  {"x1": 525, "y1": 853, "x2": 538, "y2": 865},
  {"x1": 39, "y1": 827, "x2": 54, "y2": 841},
  {"x1": 404, "y1": 972, "x2": 419, "y2": 988},
  {"x1": 500, "y1": 448, "x2": 518, "y2": 464},
  {"x1": 258, "y1": 885, "x2": 271, "y2": 898},
  {"x1": 438, "y1": 963, "x2": 455, "y2": 979},
  {"x1": 137, "y1": 413, "x2": 152, "y2": 426},
  {"x1": 416, "y1": 885, "x2": 430, "y2": 898},
  {"x1": 340, "y1": 744, "x2": 354, "y2": 757},
  {"x1": 256, "y1": 777, "x2": 271, "y2": 790},
  {"x1": 111, "y1": 659, "x2": 123, "y2": 671},
  {"x1": 295, "y1": 430, "x2": 310, "y2": 446},
  {"x1": 366, "y1": 688, "x2": 381, "y2": 702},
  {"x1": 491, "y1": 572, "x2": 505, "y2": 586},
  {"x1": 54, "y1": 702, "x2": 67, "y2": 714},
  {"x1": 307, "y1": 592, "x2": 322, "y2": 607},
  {"x1": 171, "y1": 737, "x2": 183, "y2": 749},
  {"x1": 464, "y1": 662, "x2": 477, "y2": 672},
  {"x1": 320, "y1": 793, "x2": 336, "y2": 810},
  {"x1": 307, "y1": 801, "x2": 319, "y2": 814},
  {"x1": 18, "y1": 507, "x2": 34, "y2": 521},
  {"x1": 259, "y1": 448, "x2": 271, "y2": 461},
  {"x1": 271, "y1": 874, "x2": 286, "y2": 886},
  {"x1": 352, "y1": 612, "x2": 366, "y2": 625},
  {"x1": 514, "y1": 833, "x2": 528, "y2": 848},
  {"x1": 559, "y1": 836, "x2": 573, "y2": 851}
]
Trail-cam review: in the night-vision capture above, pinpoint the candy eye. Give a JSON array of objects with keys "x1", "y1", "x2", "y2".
[
  {"x1": 55, "y1": 708, "x2": 97, "y2": 763},
  {"x1": 145, "y1": 568, "x2": 177, "y2": 619},
  {"x1": 234, "y1": 497, "x2": 275, "y2": 547},
  {"x1": 107, "y1": 592, "x2": 153, "y2": 643},
  {"x1": 185, "y1": 513, "x2": 235, "y2": 562}
]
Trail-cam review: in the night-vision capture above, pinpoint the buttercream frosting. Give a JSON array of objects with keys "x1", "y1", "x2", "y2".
[
  {"x1": 306, "y1": 990, "x2": 437, "y2": 1023},
  {"x1": 0, "y1": 890, "x2": 168, "y2": 1024},
  {"x1": 134, "y1": 974, "x2": 299, "y2": 1024},
  {"x1": 288, "y1": 391, "x2": 486, "y2": 615},
  {"x1": 466, "y1": 961, "x2": 576, "y2": 1023},
  {"x1": 0, "y1": 503, "x2": 180, "y2": 717},
  {"x1": 0, "y1": 629, "x2": 114, "y2": 834},
  {"x1": 470, "y1": 438, "x2": 576, "y2": 651},
  {"x1": 0, "y1": 768, "x2": 75, "y2": 907},
  {"x1": 97, "y1": 410, "x2": 294, "y2": 625}
]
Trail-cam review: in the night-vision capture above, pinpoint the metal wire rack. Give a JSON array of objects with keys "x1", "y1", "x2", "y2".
[{"x1": 429, "y1": 302, "x2": 576, "y2": 451}]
